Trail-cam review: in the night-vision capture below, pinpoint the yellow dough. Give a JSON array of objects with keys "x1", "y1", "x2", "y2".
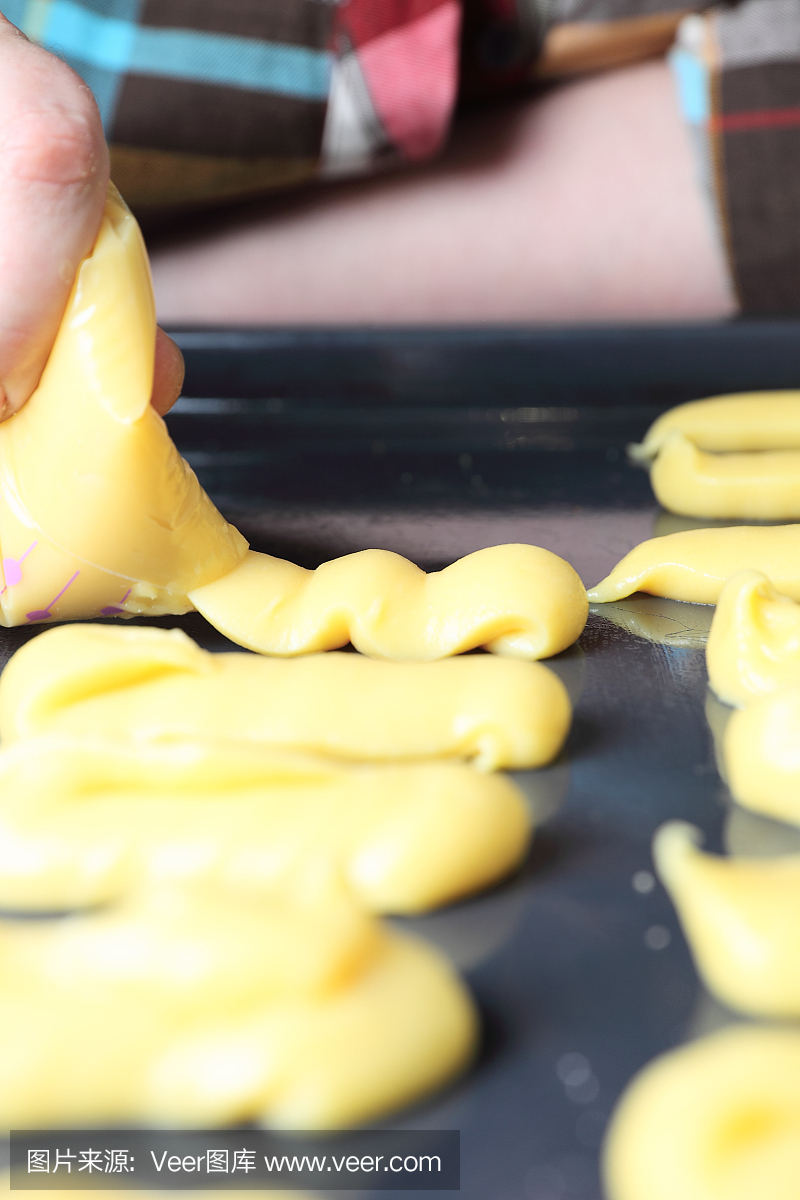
[
  {"x1": 188, "y1": 543, "x2": 588, "y2": 661},
  {"x1": 0, "y1": 184, "x2": 248, "y2": 625},
  {"x1": 705, "y1": 689, "x2": 733, "y2": 784},
  {"x1": 588, "y1": 524, "x2": 800, "y2": 605},
  {"x1": 650, "y1": 433, "x2": 800, "y2": 519},
  {"x1": 0, "y1": 624, "x2": 571, "y2": 771},
  {"x1": 629, "y1": 390, "x2": 800, "y2": 460},
  {"x1": 0, "y1": 184, "x2": 587, "y2": 660},
  {"x1": 603, "y1": 1024, "x2": 800, "y2": 1200},
  {"x1": 724, "y1": 686, "x2": 800, "y2": 824},
  {"x1": 654, "y1": 820, "x2": 800, "y2": 1016},
  {"x1": 706, "y1": 570, "x2": 800, "y2": 706},
  {"x1": 0, "y1": 879, "x2": 477, "y2": 1128},
  {"x1": 0, "y1": 732, "x2": 531, "y2": 913}
]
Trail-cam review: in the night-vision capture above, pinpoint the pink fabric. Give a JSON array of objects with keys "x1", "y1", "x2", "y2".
[
  {"x1": 339, "y1": 0, "x2": 446, "y2": 52},
  {"x1": 357, "y1": 0, "x2": 461, "y2": 162}
]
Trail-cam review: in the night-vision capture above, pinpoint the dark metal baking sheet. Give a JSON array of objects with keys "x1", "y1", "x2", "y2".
[{"x1": 6, "y1": 322, "x2": 800, "y2": 1200}]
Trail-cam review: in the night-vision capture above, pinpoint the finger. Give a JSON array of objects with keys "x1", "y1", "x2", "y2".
[
  {"x1": 0, "y1": 14, "x2": 109, "y2": 417},
  {"x1": 150, "y1": 327, "x2": 185, "y2": 416}
]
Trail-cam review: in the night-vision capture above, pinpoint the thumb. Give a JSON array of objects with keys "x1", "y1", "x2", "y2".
[{"x1": 0, "y1": 14, "x2": 109, "y2": 417}]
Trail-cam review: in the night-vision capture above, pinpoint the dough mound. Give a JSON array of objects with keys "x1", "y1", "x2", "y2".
[
  {"x1": 0, "y1": 879, "x2": 478, "y2": 1128},
  {"x1": 724, "y1": 685, "x2": 800, "y2": 825},
  {"x1": 0, "y1": 730, "x2": 532, "y2": 914},
  {"x1": 706, "y1": 570, "x2": 800, "y2": 707},
  {"x1": 603, "y1": 1024, "x2": 800, "y2": 1200},
  {"x1": 654, "y1": 820, "x2": 800, "y2": 1018}
]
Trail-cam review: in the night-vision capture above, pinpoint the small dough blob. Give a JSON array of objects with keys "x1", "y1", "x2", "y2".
[
  {"x1": 0, "y1": 880, "x2": 477, "y2": 1128},
  {"x1": 650, "y1": 433, "x2": 800, "y2": 519},
  {"x1": 629, "y1": 390, "x2": 800, "y2": 460},
  {"x1": 603, "y1": 1024, "x2": 800, "y2": 1200},
  {"x1": 706, "y1": 570, "x2": 800, "y2": 706},
  {"x1": 188, "y1": 543, "x2": 589, "y2": 661},
  {"x1": 588, "y1": 524, "x2": 800, "y2": 605},
  {"x1": 0, "y1": 733, "x2": 531, "y2": 913},
  {"x1": 724, "y1": 686, "x2": 800, "y2": 825},
  {"x1": 654, "y1": 820, "x2": 800, "y2": 1017},
  {"x1": 0, "y1": 625, "x2": 571, "y2": 771}
]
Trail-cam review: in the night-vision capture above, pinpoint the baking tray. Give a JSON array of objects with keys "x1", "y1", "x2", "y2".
[{"x1": 6, "y1": 321, "x2": 800, "y2": 1200}]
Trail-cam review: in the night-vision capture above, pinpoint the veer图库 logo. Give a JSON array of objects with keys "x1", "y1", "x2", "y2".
[{"x1": 10, "y1": 1130, "x2": 460, "y2": 1190}]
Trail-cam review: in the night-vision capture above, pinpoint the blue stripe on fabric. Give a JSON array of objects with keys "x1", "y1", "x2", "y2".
[
  {"x1": 16, "y1": 0, "x2": 53, "y2": 42},
  {"x1": 61, "y1": 52, "x2": 123, "y2": 127},
  {"x1": 130, "y1": 26, "x2": 332, "y2": 99},
  {"x1": 0, "y1": 0, "x2": 29, "y2": 28},
  {"x1": 38, "y1": 0, "x2": 331, "y2": 100},
  {"x1": 669, "y1": 47, "x2": 710, "y2": 126},
  {"x1": 73, "y1": 0, "x2": 141, "y2": 17},
  {"x1": 43, "y1": 0, "x2": 136, "y2": 69}
]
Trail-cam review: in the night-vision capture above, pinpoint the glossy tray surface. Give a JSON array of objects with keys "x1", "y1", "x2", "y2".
[{"x1": 6, "y1": 322, "x2": 800, "y2": 1200}]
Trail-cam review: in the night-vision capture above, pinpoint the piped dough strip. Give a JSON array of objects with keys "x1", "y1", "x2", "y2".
[
  {"x1": 0, "y1": 624, "x2": 571, "y2": 770},
  {"x1": 0, "y1": 184, "x2": 587, "y2": 660},
  {"x1": 187, "y1": 543, "x2": 588, "y2": 660},
  {"x1": 0, "y1": 732, "x2": 532, "y2": 913},
  {"x1": 0, "y1": 878, "x2": 477, "y2": 1129},
  {"x1": 629, "y1": 390, "x2": 800, "y2": 461},
  {"x1": 588, "y1": 524, "x2": 800, "y2": 605},
  {"x1": 650, "y1": 433, "x2": 800, "y2": 520}
]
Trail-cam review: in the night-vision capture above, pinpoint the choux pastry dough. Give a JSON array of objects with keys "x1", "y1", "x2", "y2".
[
  {"x1": 650, "y1": 433, "x2": 800, "y2": 519},
  {"x1": 0, "y1": 625, "x2": 571, "y2": 771},
  {"x1": 629, "y1": 390, "x2": 800, "y2": 460},
  {"x1": 603, "y1": 1024, "x2": 800, "y2": 1200},
  {"x1": 188, "y1": 543, "x2": 588, "y2": 661},
  {"x1": 707, "y1": 571, "x2": 800, "y2": 707},
  {"x1": 0, "y1": 878, "x2": 477, "y2": 1128},
  {"x1": 0, "y1": 733, "x2": 531, "y2": 914},
  {"x1": 654, "y1": 820, "x2": 800, "y2": 1017},
  {"x1": 724, "y1": 685, "x2": 800, "y2": 825},
  {"x1": 588, "y1": 524, "x2": 800, "y2": 605}
]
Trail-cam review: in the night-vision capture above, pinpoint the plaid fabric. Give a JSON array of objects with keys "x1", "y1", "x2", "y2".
[
  {"x1": 0, "y1": 0, "x2": 460, "y2": 212},
  {"x1": 1, "y1": 0, "x2": 712, "y2": 212},
  {"x1": 5, "y1": 0, "x2": 800, "y2": 315},
  {"x1": 672, "y1": 0, "x2": 800, "y2": 313}
]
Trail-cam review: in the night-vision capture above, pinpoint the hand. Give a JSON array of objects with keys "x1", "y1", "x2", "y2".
[{"x1": 0, "y1": 15, "x2": 183, "y2": 418}]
